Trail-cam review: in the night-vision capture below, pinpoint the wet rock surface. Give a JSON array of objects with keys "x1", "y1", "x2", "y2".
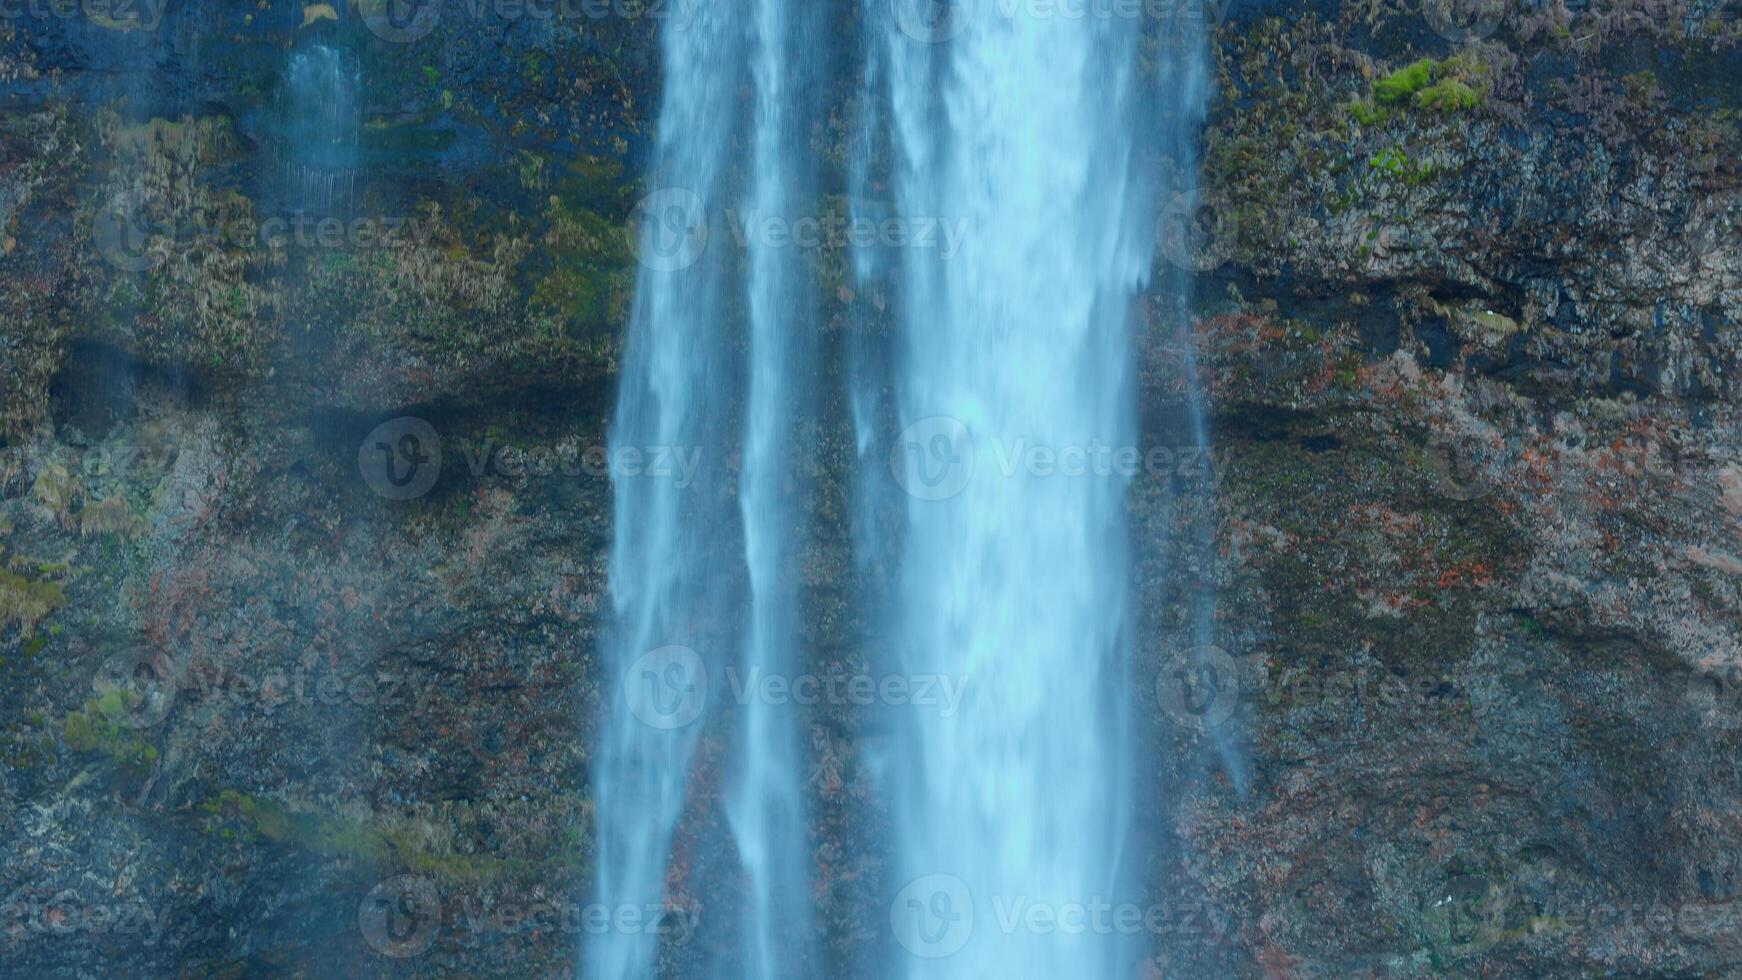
[{"x1": 1, "y1": 1, "x2": 1740, "y2": 977}]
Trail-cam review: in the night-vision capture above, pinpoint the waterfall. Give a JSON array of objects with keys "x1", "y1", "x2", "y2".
[
  {"x1": 282, "y1": 44, "x2": 358, "y2": 215},
  {"x1": 598, "y1": 0, "x2": 1216, "y2": 975},
  {"x1": 870, "y1": 3, "x2": 1158, "y2": 975},
  {"x1": 588, "y1": 4, "x2": 744, "y2": 978},
  {"x1": 724, "y1": 0, "x2": 822, "y2": 975}
]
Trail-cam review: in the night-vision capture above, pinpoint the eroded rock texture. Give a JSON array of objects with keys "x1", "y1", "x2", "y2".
[{"x1": 1, "y1": 1, "x2": 1739, "y2": 976}]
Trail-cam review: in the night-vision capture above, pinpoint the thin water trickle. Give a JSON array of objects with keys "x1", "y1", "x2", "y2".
[{"x1": 282, "y1": 45, "x2": 358, "y2": 215}]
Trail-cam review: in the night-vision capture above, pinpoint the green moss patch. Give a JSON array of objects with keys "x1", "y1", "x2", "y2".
[{"x1": 1369, "y1": 55, "x2": 1490, "y2": 116}]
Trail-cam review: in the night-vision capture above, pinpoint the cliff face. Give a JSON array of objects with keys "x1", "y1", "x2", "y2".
[{"x1": 2, "y1": 2, "x2": 1740, "y2": 976}]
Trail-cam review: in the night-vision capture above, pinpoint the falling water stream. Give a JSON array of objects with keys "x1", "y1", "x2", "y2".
[
  {"x1": 588, "y1": 4, "x2": 743, "y2": 978},
  {"x1": 873, "y1": 4, "x2": 1156, "y2": 975},
  {"x1": 594, "y1": 1, "x2": 1213, "y2": 975},
  {"x1": 282, "y1": 44, "x2": 358, "y2": 215},
  {"x1": 725, "y1": 0, "x2": 822, "y2": 976}
]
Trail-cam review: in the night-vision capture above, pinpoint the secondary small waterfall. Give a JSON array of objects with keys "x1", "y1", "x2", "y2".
[
  {"x1": 282, "y1": 44, "x2": 358, "y2": 215},
  {"x1": 588, "y1": 4, "x2": 743, "y2": 978},
  {"x1": 870, "y1": 3, "x2": 1157, "y2": 975}
]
